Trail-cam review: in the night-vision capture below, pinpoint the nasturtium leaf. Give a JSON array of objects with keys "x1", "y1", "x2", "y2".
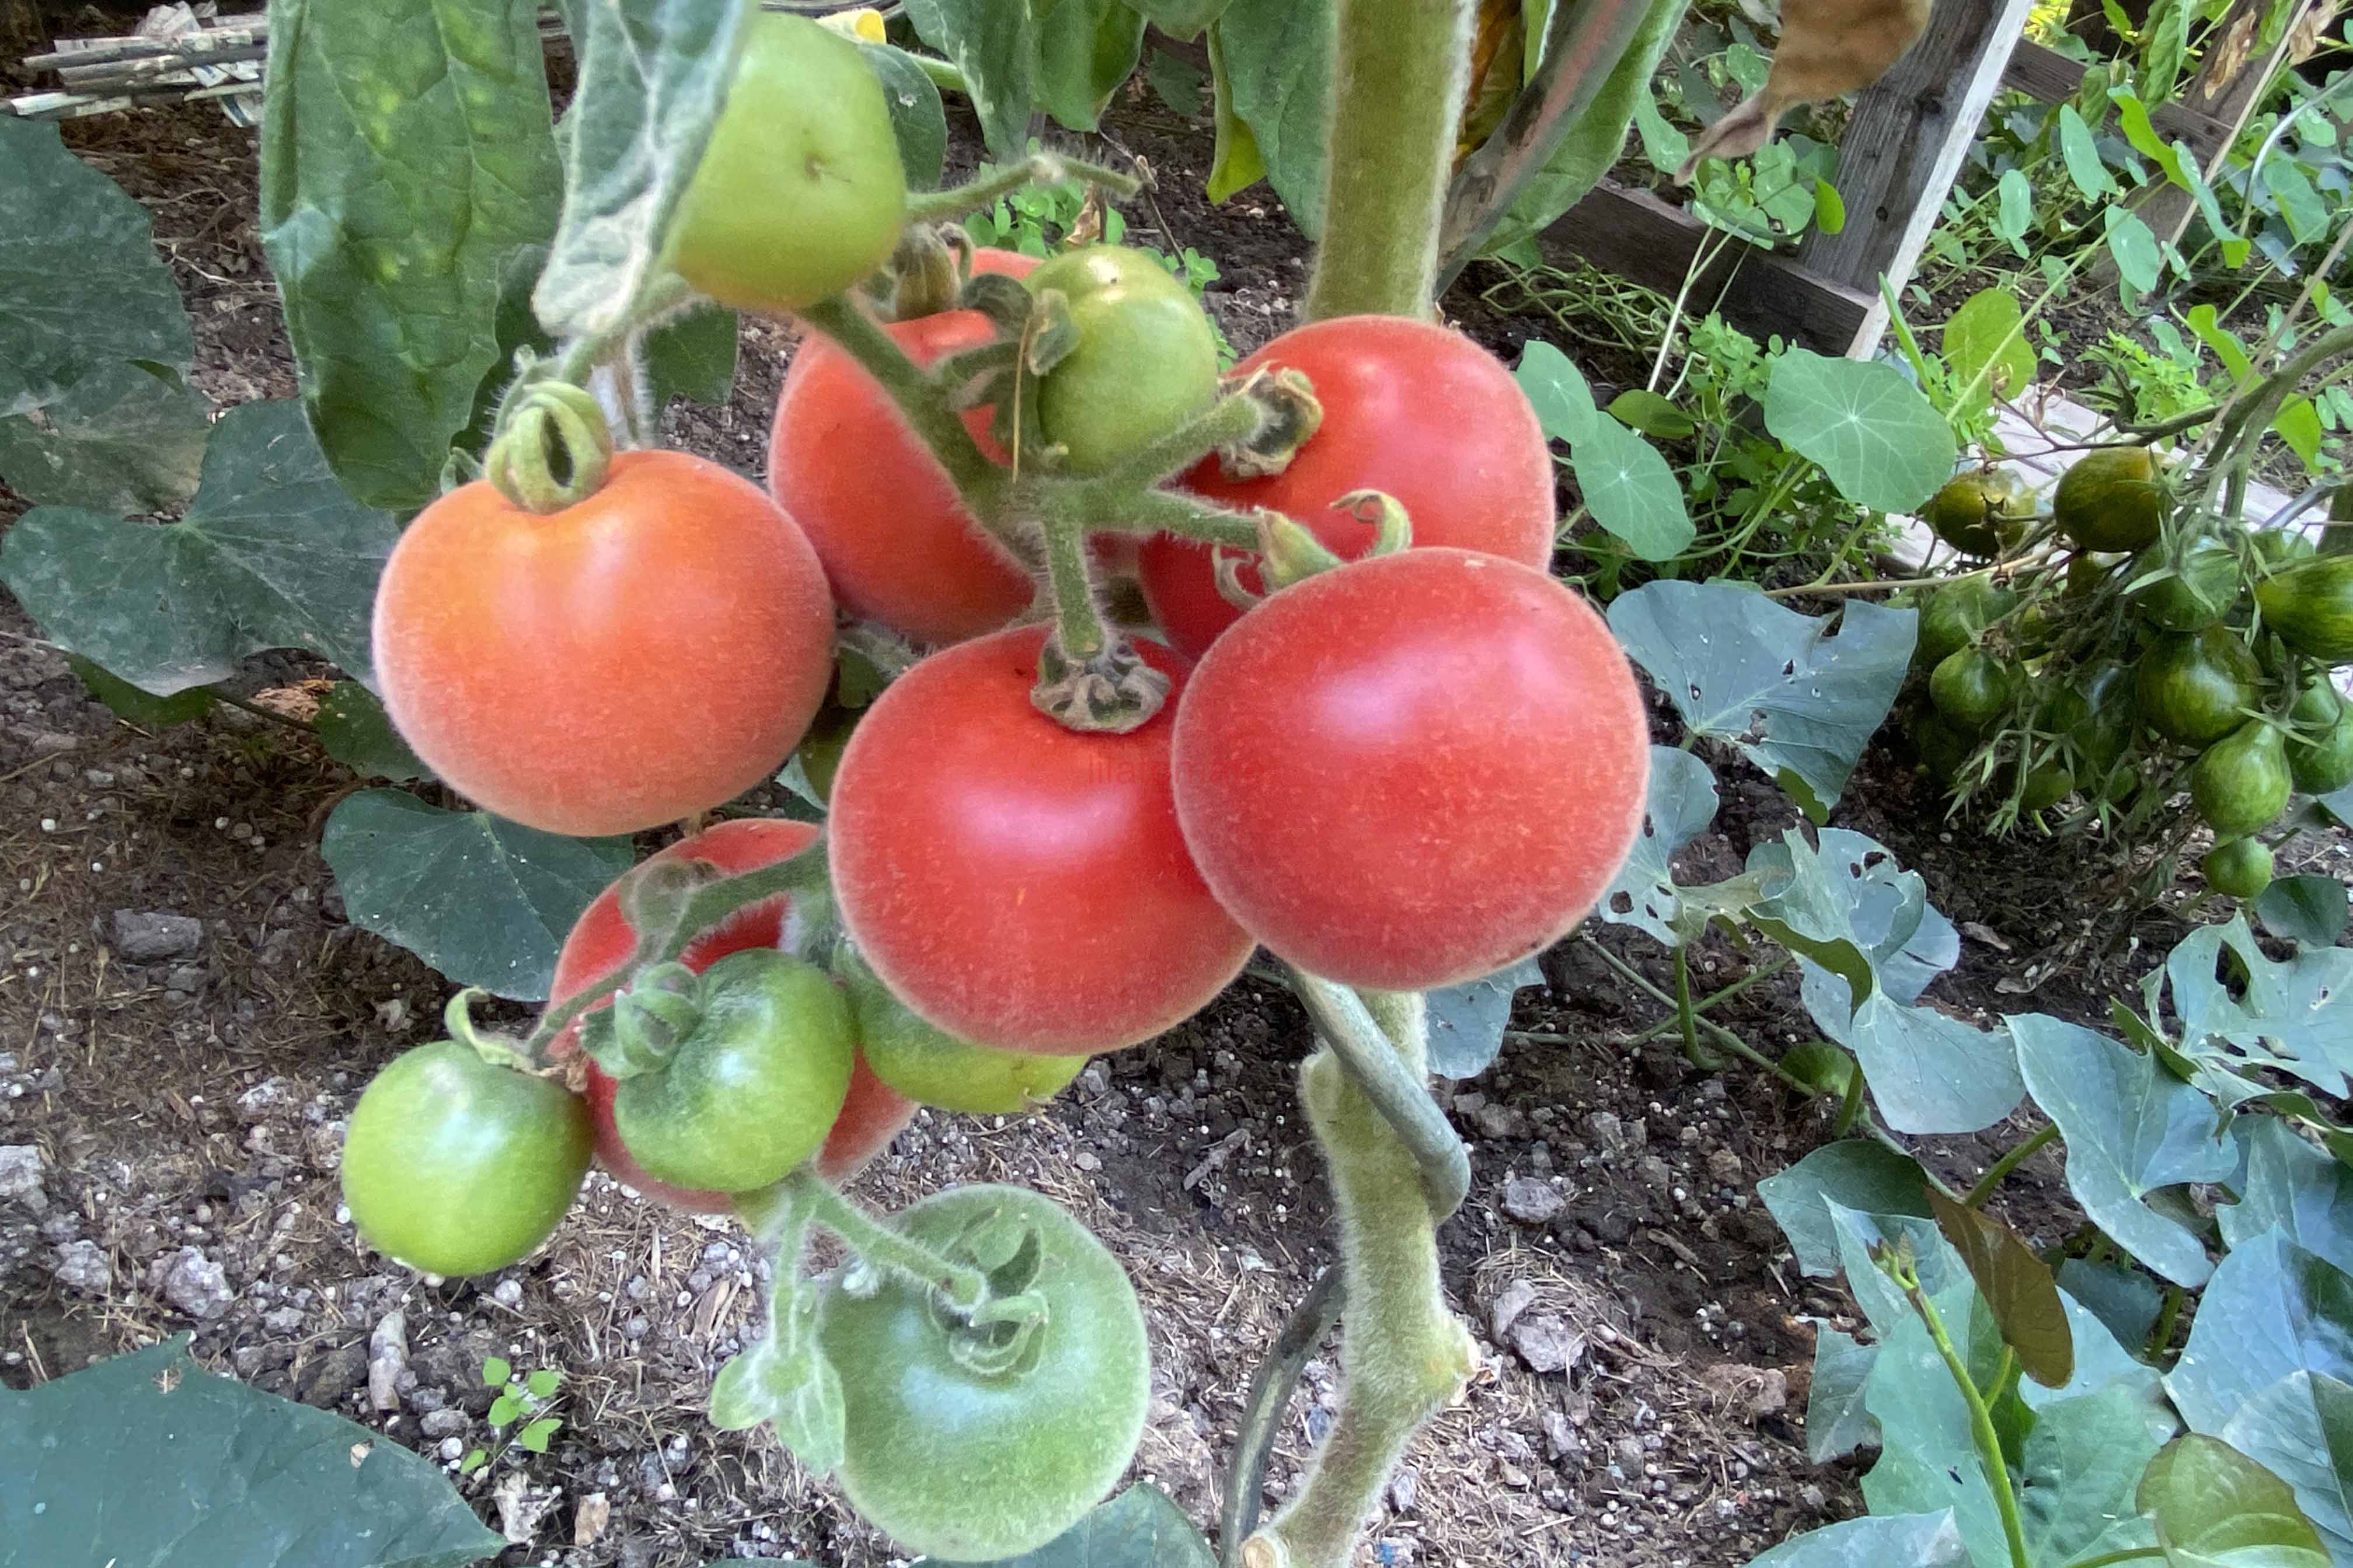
[
  {"x1": 2169, "y1": 1233, "x2": 2353, "y2": 1437},
  {"x1": 2163, "y1": 917, "x2": 2353, "y2": 1098},
  {"x1": 1567, "y1": 416, "x2": 1695, "y2": 561},
  {"x1": 2012, "y1": 1012, "x2": 2235, "y2": 1287},
  {"x1": 2140, "y1": 1432, "x2": 2331, "y2": 1568},
  {"x1": 1608, "y1": 389, "x2": 1697, "y2": 439},
  {"x1": 0, "y1": 360, "x2": 210, "y2": 514},
  {"x1": 1926, "y1": 1186, "x2": 2073, "y2": 1388},
  {"x1": 1515, "y1": 340, "x2": 1601, "y2": 445},
  {"x1": 322, "y1": 789, "x2": 635, "y2": 998},
  {"x1": 862, "y1": 43, "x2": 949, "y2": 189},
  {"x1": 903, "y1": 0, "x2": 1036, "y2": 157},
  {"x1": 261, "y1": 0, "x2": 562, "y2": 511},
  {"x1": 0, "y1": 118, "x2": 193, "y2": 418},
  {"x1": 1033, "y1": 0, "x2": 1146, "y2": 133},
  {"x1": 1607, "y1": 583, "x2": 1916, "y2": 819},
  {"x1": 1208, "y1": 0, "x2": 1333, "y2": 233},
  {"x1": 642, "y1": 304, "x2": 740, "y2": 412},
  {"x1": 0, "y1": 1335, "x2": 500, "y2": 1568},
  {"x1": 315, "y1": 683, "x2": 429, "y2": 783},
  {"x1": 2221, "y1": 1120, "x2": 2353, "y2": 1279},
  {"x1": 2217, "y1": 1372, "x2": 2353, "y2": 1561},
  {"x1": 1741, "y1": 1511, "x2": 1967, "y2": 1568},
  {"x1": 1758, "y1": 1140, "x2": 1932, "y2": 1277},
  {"x1": 1763, "y1": 350, "x2": 1958, "y2": 515},
  {"x1": 0, "y1": 401, "x2": 400, "y2": 697},
  {"x1": 1943, "y1": 289, "x2": 2036, "y2": 404},
  {"x1": 531, "y1": 0, "x2": 747, "y2": 343},
  {"x1": 1424, "y1": 956, "x2": 1545, "y2": 1080},
  {"x1": 1595, "y1": 746, "x2": 1720, "y2": 948},
  {"x1": 1805, "y1": 1325, "x2": 1881, "y2": 1462},
  {"x1": 2257, "y1": 876, "x2": 2351, "y2": 949},
  {"x1": 928, "y1": 1484, "x2": 1215, "y2": 1567},
  {"x1": 66, "y1": 655, "x2": 214, "y2": 729}
]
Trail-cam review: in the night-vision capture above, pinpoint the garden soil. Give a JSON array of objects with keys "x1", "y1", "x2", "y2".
[{"x1": 1, "y1": 82, "x2": 2344, "y2": 1568}]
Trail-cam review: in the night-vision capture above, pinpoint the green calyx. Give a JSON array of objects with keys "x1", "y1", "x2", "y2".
[{"x1": 485, "y1": 379, "x2": 615, "y2": 514}]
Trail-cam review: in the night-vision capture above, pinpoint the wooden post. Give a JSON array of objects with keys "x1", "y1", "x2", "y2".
[{"x1": 1795, "y1": 0, "x2": 2038, "y2": 357}]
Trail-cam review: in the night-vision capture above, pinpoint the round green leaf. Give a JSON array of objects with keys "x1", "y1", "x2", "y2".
[{"x1": 1763, "y1": 348, "x2": 1958, "y2": 515}]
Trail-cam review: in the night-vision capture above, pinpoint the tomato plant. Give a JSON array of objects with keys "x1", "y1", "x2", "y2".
[
  {"x1": 817, "y1": 1184, "x2": 1150, "y2": 1561},
  {"x1": 1137, "y1": 315, "x2": 1557, "y2": 659},
  {"x1": 768, "y1": 248, "x2": 1041, "y2": 647},
  {"x1": 374, "y1": 449, "x2": 836, "y2": 837},
  {"x1": 1173, "y1": 547, "x2": 1648, "y2": 991},
  {"x1": 341, "y1": 1039, "x2": 592, "y2": 1278},
  {"x1": 1026, "y1": 244, "x2": 1221, "y2": 473},
  {"x1": 667, "y1": 12, "x2": 907, "y2": 313},
  {"x1": 828, "y1": 624, "x2": 1254, "y2": 1055},
  {"x1": 836, "y1": 942, "x2": 1089, "y2": 1115}
]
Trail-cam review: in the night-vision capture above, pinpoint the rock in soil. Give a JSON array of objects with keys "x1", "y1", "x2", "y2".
[
  {"x1": 1501, "y1": 1176, "x2": 1566, "y2": 1224},
  {"x1": 109, "y1": 909, "x2": 205, "y2": 962},
  {"x1": 153, "y1": 1246, "x2": 232, "y2": 1319}
]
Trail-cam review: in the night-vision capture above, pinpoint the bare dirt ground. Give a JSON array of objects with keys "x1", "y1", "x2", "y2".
[{"x1": 2, "y1": 72, "x2": 2345, "y2": 1568}]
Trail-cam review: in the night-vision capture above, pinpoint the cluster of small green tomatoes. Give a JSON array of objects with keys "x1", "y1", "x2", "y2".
[
  {"x1": 1906, "y1": 448, "x2": 2353, "y2": 897},
  {"x1": 336, "y1": 9, "x2": 1651, "y2": 1560}
]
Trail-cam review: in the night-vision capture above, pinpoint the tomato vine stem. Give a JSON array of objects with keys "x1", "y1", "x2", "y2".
[
  {"x1": 1219, "y1": 1267, "x2": 1345, "y2": 1564},
  {"x1": 1287, "y1": 973, "x2": 1467, "y2": 1220},
  {"x1": 785, "y1": 1167, "x2": 1001, "y2": 1320},
  {"x1": 901, "y1": 151, "x2": 1142, "y2": 229}
]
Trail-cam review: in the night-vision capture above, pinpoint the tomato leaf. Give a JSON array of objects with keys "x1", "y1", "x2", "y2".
[
  {"x1": 1209, "y1": 0, "x2": 1334, "y2": 233},
  {"x1": 1424, "y1": 955, "x2": 1544, "y2": 1080},
  {"x1": 1126, "y1": 0, "x2": 1234, "y2": 39},
  {"x1": 1741, "y1": 1512, "x2": 1967, "y2": 1567},
  {"x1": 1762, "y1": 350, "x2": 1958, "y2": 515},
  {"x1": 926, "y1": 1483, "x2": 1215, "y2": 1567},
  {"x1": 1034, "y1": 0, "x2": 1147, "y2": 133},
  {"x1": 0, "y1": 361, "x2": 210, "y2": 515},
  {"x1": 902, "y1": 0, "x2": 1037, "y2": 158},
  {"x1": 322, "y1": 789, "x2": 635, "y2": 999},
  {"x1": 2012, "y1": 1012, "x2": 2236, "y2": 1287},
  {"x1": 0, "y1": 118, "x2": 193, "y2": 418},
  {"x1": 1204, "y1": 25, "x2": 1268, "y2": 202},
  {"x1": 1926, "y1": 1188, "x2": 2075, "y2": 1388},
  {"x1": 0, "y1": 1335, "x2": 500, "y2": 1568},
  {"x1": 0, "y1": 401, "x2": 400, "y2": 697},
  {"x1": 1756, "y1": 1140, "x2": 1933, "y2": 1279},
  {"x1": 860, "y1": 44, "x2": 949, "y2": 191},
  {"x1": 315, "y1": 683, "x2": 430, "y2": 783},
  {"x1": 642, "y1": 304, "x2": 741, "y2": 412},
  {"x1": 710, "y1": 1337, "x2": 845, "y2": 1478},
  {"x1": 532, "y1": 0, "x2": 748, "y2": 344},
  {"x1": 1594, "y1": 745, "x2": 1720, "y2": 948},
  {"x1": 260, "y1": 0, "x2": 563, "y2": 511},
  {"x1": 2139, "y1": 1433, "x2": 2331, "y2": 1568}
]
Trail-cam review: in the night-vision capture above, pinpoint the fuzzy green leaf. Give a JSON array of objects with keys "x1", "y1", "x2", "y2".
[{"x1": 0, "y1": 361, "x2": 210, "y2": 514}]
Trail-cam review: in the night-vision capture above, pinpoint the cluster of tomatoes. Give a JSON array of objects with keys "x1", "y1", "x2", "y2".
[{"x1": 338, "y1": 11, "x2": 1653, "y2": 1559}]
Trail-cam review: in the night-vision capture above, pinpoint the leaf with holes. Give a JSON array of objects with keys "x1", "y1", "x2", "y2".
[
  {"x1": 322, "y1": 789, "x2": 634, "y2": 998},
  {"x1": 0, "y1": 1335, "x2": 499, "y2": 1568},
  {"x1": 1607, "y1": 583, "x2": 1915, "y2": 820},
  {"x1": 1595, "y1": 746, "x2": 1720, "y2": 947},
  {"x1": 1763, "y1": 350, "x2": 1958, "y2": 516},
  {"x1": 1424, "y1": 956, "x2": 1545, "y2": 1080},
  {"x1": 1748, "y1": 827, "x2": 1958, "y2": 1008},
  {"x1": 1927, "y1": 1187, "x2": 2073, "y2": 1388},
  {"x1": 2013, "y1": 1012, "x2": 2235, "y2": 1287},
  {"x1": 2163, "y1": 917, "x2": 2353, "y2": 1098},
  {"x1": 0, "y1": 401, "x2": 400, "y2": 697}
]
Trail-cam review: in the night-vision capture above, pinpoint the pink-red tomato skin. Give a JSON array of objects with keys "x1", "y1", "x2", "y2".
[
  {"x1": 1137, "y1": 316, "x2": 1556, "y2": 661},
  {"x1": 375, "y1": 451, "x2": 834, "y2": 837},
  {"x1": 828, "y1": 626, "x2": 1252, "y2": 1055},
  {"x1": 1171, "y1": 549, "x2": 1647, "y2": 991},
  {"x1": 769, "y1": 249, "x2": 1040, "y2": 647},
  {"x1": 547, "y1": 819, "x2": 912, "y2": 1210}
]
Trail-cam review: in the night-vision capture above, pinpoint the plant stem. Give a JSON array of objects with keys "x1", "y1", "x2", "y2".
[
  {"x1": 904, "y1": 151, "x2": 1141, "y2": 227},
  {"x1": 1911, "y1": 1274, "x2": 2031, "y2": 1568},
  {"x1": 1964, "y1": 1123, "x2": 2059, "y2": 1208},
  {"x1": 796, "y1": 292, "x2": 1004, "y2": 505},
  {"x1": 1671, "y1": 947, "x2": 1724, "y2": 1068},
  {"x1": 1622, "y1": 957, "x2": 1793, "y2": 1045},
  {"x1": 2063, "y1": 1549, "x2": 2167, "y2": 1568},
  {"x1": 1831, "y1": 1060, "x2": 1867, "y2": 1138},
  {"x1": 1246, "y1": 979, "x2": 1477, "y2": 1568},
  {"x1": 1220, "y1": 1268, "x2": 1346, "y2": 1566},
  {"x1": 787, "y1": 1168, "x2": 996, "y2": 1316},
  {"x1": 1287, "y1": 973, "x2": 1468, "y2": 1220},
  {"x1": 1038, "y1": 513, "x2": 1110, "y2": 662},
  {"x1": 1090, "y1": 487, "x2": 1265, "y2": 547},
  {"x1": 2146, "y1": 1283, "x2": 2185, "y2": 1358},
  {"x1": 1303, "y1": 0, "x2": 1478, "y2": 320}
]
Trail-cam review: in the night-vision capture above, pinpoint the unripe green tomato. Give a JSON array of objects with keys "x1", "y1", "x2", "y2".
[
  {"x1": 837, "y1": 942, "x2": 1087, "y2": 1115},
  {"x1": 341, "y1": 1042, "x2": 592, "y2": 1277},
  {"x1": 2019, "y1": 759, "x2": 2076, "y2": 812},
  {"x1": 2066, "y1": 552, "x2": 2121, "y2": 598},
  {"x1": 2100, "y1": 762, "x2": 2145, "y2": 805},
  {"x1": 2253, "y1": 557, "x2": 2353, "y2": 663},
  {"x1": 668, "y1": 13, "x2": 908, "y2": 312},
  {"x1": 2054, "y1": 446, "x2": 2168, "y2": 553},
  {"x1": 609, "y1": 949, "x2": 855, "y2": 1193},
  {"x1": 1930, "y1": 648, "x2": 2013, "y2": 731},
  {"x1": 1915, "y1": 577, "x2": 2017, "y2": 667},
  {"x1": 2190, "y1": 721, "x2": 2292, "y2": 839},
  {"x1": 1027, "y1": 245, "x2": 1221, "y2": 472},
  {"x1": 1910, "y1": 707, "x2": 1975, "y2": 781},
  {"x1": 820, "y1": 1185, "x2": 1151, "y2": 1561},
  {"x1": 2129, "y1": 536, "x2": 2242, "y2": 633},
  {"x1": 2202, "y1": 837, "x2": 2275, "y2": 900},
  {"x1": 2069, "y1": 663, "x2": 2139, "y2": 773},
  {"x1": 2136, "y1": 627, "x2": 2263, "y2": 746},
  {"x1": 1922, "y1": 470, "x2": 2026, "y2": 557},
  {"x1": 2287, "y1": 679, "x2": 2353, "y2": 795}
]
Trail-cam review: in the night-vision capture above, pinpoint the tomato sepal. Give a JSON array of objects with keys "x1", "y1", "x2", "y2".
[{"x1": 1033, "y1": 632, "x2": 1172, "y2": 733}]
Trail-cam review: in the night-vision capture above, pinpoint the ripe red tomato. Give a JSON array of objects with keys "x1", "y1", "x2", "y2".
[
  {"x1": 1172, "y1": 549, "x2": 1647, "y2": 991},
  {"x1": 769, "y1": 249, "x2": 1040, "y2": 647},
  {"x1": 375, "y1": 451, "x2": 835, "y2": 837},
  {"x1": 828, "y1": 625, "x2": 1253, "y2": 1054},
  {"x1": 548, "y1": 819, "x2": 914, "y2": 1211},
  {"x1": 1137, "y1": 316, "x2": 1556, "y2": 660}
]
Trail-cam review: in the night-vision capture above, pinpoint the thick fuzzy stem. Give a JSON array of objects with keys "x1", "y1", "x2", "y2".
[
  {"x1": 796, "y1": 293, "x2": 1006, "y2": 509},
  {"x1": 1305, "y1": 0, "x2": 1479, "y2": 320},
  {"x1": 1245, "y1": 1001, "x2": 1477, "y2": 1568},
  {"x1": 1291, "y1": 977, "x2": 1466, "y2": 1218},
  {"x1": 904, "y1": 152, "x2": 1141, "y2": 227}
]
